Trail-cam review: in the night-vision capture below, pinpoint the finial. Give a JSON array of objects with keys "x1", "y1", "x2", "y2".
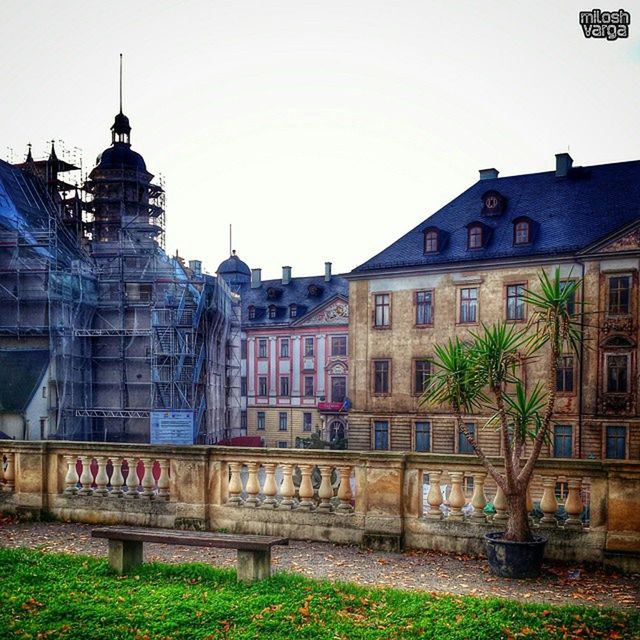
[
  {"x1": 26, "y1": 143, "x2": 33, "y2": 162},
  {"x1": 49, "y1": 140, "x2": 57, "y2": 160},
  {"x1": 119, "y1": 53, "x2": 123, "y2": 114}
]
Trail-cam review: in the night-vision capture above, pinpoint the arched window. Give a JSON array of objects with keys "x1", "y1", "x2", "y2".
[
  {"x1": 424, "y1": 229, "x2": 439, "y2": 253},
  {"x1": 248, "y1": 305, "x2": 256, "y2": 320},
  {"x1": 514, "y1": 220, "x2": 530, "y2": 245},
  {"x1": 468, "y1": 224, "x2": 483, "y2": 249}
]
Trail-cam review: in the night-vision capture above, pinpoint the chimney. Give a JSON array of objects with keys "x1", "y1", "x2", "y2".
[
  {"x1": 555, "y1": 153, "x2": 573, "y2": 177},
  {"x1": 479, "y1": 168, "x2": 499, "y2": 181},
  {"x1": 189, "y1": 260, "x2": 202, "y2": 277},
  {"x1": 324, "y1": 261, "x2": 332, "y2": 282},
  {"x1": 282, "y1": 266, "x2": 291, "y2": 285},
  {"x1": 251, "y1": 268, "x2": 262, "y2": 289}
]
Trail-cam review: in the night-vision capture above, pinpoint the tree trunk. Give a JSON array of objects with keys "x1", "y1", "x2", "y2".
[{"x1": 504, "y1": 490, "x2": 532, "y2": 542}]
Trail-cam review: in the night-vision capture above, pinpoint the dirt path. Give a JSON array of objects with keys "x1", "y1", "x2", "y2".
[{"x1": 1, "y1": 520, "x2": 637, "y2": 609}]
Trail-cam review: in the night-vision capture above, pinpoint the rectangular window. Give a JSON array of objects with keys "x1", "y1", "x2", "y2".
[
  {"x1": 331, "y1": 376, "x2": 346, "y2": 403},
  {"x1": 331, "y1": 336, "x2": 347, "y2": 356},
  {"x1": 241, "y1": 411, "x2": 247, "y2": 430},
  {"x1": 415, "y1": 421, "x2": 431, "y2": 452},
  {"x1": 606, "y1": 425, "x2": 626, "y2": 459},
  {"x1": 257, "y1": 412, "x2": 265, "y2": 431},
  {"x1": 42, "y1": 386, "x2": 47, "y2": 398},
  {"x1": 458, "y1": 423, "x2": 475, "y2": 454},
  {"x1": 374, "y1": 293, "x2": 390, "y2": 327},
  {"x1": 258, "y1": 376, "x2": 268, "y2": 397},
  {"x1": 553, "y1": 424, "x2": 573, "y2": 458},
  {"x1": 506, "y1": 284, "x2": 525, "y2": 321},
  {"x1": 39, "y1": 417, "x2": 47, "y2": 440},
  {"x1": 607, "y1": 354, "x2": 629, "y2": 392},
  {"x1": 278, "y1": 441, "x2": 288, "y2": 449},
  {"x1": 280, "y1": 376, "x2": 290, "y2": 397},
  {"x1": 607, "y1": 275, "x2": 631, "y2": 315},
  {"x1": 415, "y1": 290, "x2": 433, "y2": 326},
  {"x1": 258, "y1": 339, "x2": 268, "y2": 358},
  {"x1": 303, "y1": 412, "x2": 312, "y2": 432},
  {"x1": 240, "y1": 339, "x2": 247, "y2": 359},
  {"x1": 240, "y1": 376, "x2": 247, "y2": 396},
  {"x1": 373, "y1": 420, "x2": 389, "y2": 450},
  {"x1": 414, "y1": 359, "x2": 432, "y2": 395},
  {"x1": 304, "y1": 376, "x2": 314, "y2": 397},
  {"x1": 459, "y1": 288, "x2": 478, "y2": 323},
  {"x1": 373, "y1": 360, "x2": 390, "y2": 394},
  {"x1": 279, "y1": 412, "x2": 288, "y2": 431},
  {"x1": 280, "y1": 338, "x2": 289, "y2": 358},
  {"x1": 556, "y1": 355, "x2": 574, "y2": 393},
  {"x1": 304, "y1": 337, "x2": 314, "y2": 357}
]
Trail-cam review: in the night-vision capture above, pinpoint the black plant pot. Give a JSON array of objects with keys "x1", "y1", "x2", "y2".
[{"x1": 484, "y1": 532, "x2": 547, "y2": 579}]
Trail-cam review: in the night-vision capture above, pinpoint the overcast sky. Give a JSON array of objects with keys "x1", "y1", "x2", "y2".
[{"x1": 1, "y1": 1, "x2": 638, "y2": 279}]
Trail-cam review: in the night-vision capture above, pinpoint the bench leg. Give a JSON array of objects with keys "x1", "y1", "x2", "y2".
[
  {"x1": 108, "y1": 539, "x2": 143, "y2": 574},
  {"x1": 236, "y1": 549, "x2": 271, "y2": 583}
]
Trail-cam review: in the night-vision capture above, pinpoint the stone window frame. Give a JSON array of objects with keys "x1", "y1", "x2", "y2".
[
  {"x1": 457, "y1": 286, "x2": 479, "y2": 325},
  {"x1": 372, "y1": 358, "x2": 391, "y2": 396},
  {"x1": 505, "y1": 281, "x2": 527, "y2": 323},
  {"x1": 456, "y1": 421, "x2": 477, "y2": 455},
  {"x1": 373, "y1": 292, "x2": 392, "y2": 329},
  {"x1": 331, "y1": 335, "x2": 347, "y2": 356},
  {"x1": 606, "y1": 273, "x2": 632, "y2": 317},
  {"x1": 556, "y1": 353, "x2": 576, "y2": 396},
  {"x1": 604, "y1": 351, "x2": 631, "y2": 394},
  {"x1": 414, "y1": 289, "x2": 434, "y2": 327},
  {"x1": 257, "y1": 338, "x2": 268, "y2": 359},
  {"x1": 279, "y1": 376, "x2": 290, "y2": 397},
  {"x1": 280, "y1": 338, "x2": 290, "y2": 358},
  {"x1": 371, "y1": 418, "x2": 390, "y2": 450},
  {"x1": 602, "y1": 423, "x2": 628, "y2": 460},
  {"x1": 412, "y1": 358, "x2": 433, "y2": 396},
  {"x1": 552, "y1": 423, "x2": 574, "y2": 458},
  {"x1": 257, "y1": 376, "x2": 268, "y2": 397},
  {"x1": 413, "y1": 419, "x2": 431, "y2": 452},
  {"x1": 256, "y1": 411, "x2": 266, "y2": 431}
]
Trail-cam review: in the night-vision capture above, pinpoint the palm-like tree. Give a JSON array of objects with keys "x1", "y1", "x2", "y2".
[{"x1": 420, "y1": 269, "x2": 581, "y2": 542}]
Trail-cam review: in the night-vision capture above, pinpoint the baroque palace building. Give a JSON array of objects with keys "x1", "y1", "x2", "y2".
[
  {"x1": 217, "y1": 257, "x2": 349, "y2": 448},
  {"x1": 346, "y1": 154, "x2": 640, "y2": 460}
]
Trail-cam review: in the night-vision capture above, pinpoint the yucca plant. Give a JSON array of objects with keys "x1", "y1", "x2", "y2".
[{"x1": 420, "y1": 269, "x2": 582, "y2": 542}]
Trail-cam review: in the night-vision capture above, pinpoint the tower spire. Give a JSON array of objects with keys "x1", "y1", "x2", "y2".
[
  {"x1": 119, "y1": 53, "x2": 123, "y2": 114},
  {"x1": 111, "y1": 54, "x2": 131, "y2": 145}
]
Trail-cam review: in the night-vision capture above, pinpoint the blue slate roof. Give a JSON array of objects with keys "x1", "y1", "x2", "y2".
[
  {"x1": 353, "y1": 160, "x2": 640, "y2": 273},
  {"x1": 238, "y1": 274, "x2": 348, "y2": 327}
]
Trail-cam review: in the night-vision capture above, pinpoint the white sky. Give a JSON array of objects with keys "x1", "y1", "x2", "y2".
[{"x1": 1, "y1": 1, "x2": 638, "y2": 279}]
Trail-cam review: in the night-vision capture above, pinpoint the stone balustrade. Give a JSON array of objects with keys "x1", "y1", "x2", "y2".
[{"x1": 0, "y1": 443, "x2": 638, "y2": 571}]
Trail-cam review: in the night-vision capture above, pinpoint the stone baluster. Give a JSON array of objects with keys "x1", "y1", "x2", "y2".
[
  {"x1": 63, "y1": 455, "x2": 79, "y2": 495},
  {"x1": 244, "y1": 462, "x2": 260, "y2": 507},
  {"x1": 493, "y1": 486, "x2": 508, "y2": 525},
  {"x1": 124, "y1": 459, "x2": 139, "y2": 498},
  {"x1": 426, "y1": 471, "x2": 444, "y2": 520},
  {"x1": 93, "y1": 456, "x2": 109, "y2": 496},
  {"x1": 260, "y1": 463, "x2": 278, "y2": 508},
  {"x1": 539, "y1": 476, "x2": 559, "y2": 527},
  {"x1": 336, "y1": 466, "x2": 353, "y2": 513},
  {"x1": 3, "y1": 452, "x2": 15, "y2": 492},
  {"x1": 227, "y1": 462, "x2": 243, "y2": 505},
  {"x1": 448, "y1": 472, "x2": 466, "y2": 521},
  {"x1": 470, "y1": 472, "x2": 487, "y2": 523},
  {"x1": 78, "y1": 456, "x2": 94, "y2": 495},
  {"x1": 139, "y1": 458, "x2": 155, "y2": 498},
  {"x1": 297, "y1": 464, "x2": 315, "y2": 511},
  {"x1": 157, "y1": 459, "x2": 170, "y2": 501},
  {"x1": 109, "y1": 457, "x2": 124, "y2": 497},
  {"x1": 278, "y1": 463, "x2": 295, "y2": 510},
  {"x1": 564, "y1": 478, "x2": 584, "y2": 529},
  {"x1": 317, "y1": 465, "x2": 334, "y2": 512}
]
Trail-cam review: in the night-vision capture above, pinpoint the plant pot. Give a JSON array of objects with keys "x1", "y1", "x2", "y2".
[{"x1": 484, "y1": 532, "x2": 547, "y2": 578}]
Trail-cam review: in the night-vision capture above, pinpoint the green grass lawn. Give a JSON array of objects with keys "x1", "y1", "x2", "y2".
[{"x1": 0, "y1": 548, "x2": 636, "y2": 640}]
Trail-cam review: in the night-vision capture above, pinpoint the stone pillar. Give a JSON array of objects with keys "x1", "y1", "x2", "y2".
[
  {"x1": 63, "y1": 455, "x2": 78, "y2": 496},
  {"x1": 109, "y1": 457, "x2": 124, "y2": 497},
  {"x1": 78, "y1": 456, "x2": 93, "y2": 496},
  {"x1": 564, "y1": 478, "x2": 584, "y2": 529},
  {"x1": 3, "y1": 452, "x2": 15, "y2": 492},
  {"x1": 140, "y1": 458, "x2": 155, "y2": 498},
  {"x1": 448, "y1": 472, "x2": 466, "y2": 521},
  {"x1": 336, "y1": 465, "x2": 353, "y2": 513},
  {"x1": 108, "y1": 539, "x2": 143, "y2": 575},
  {"x1": 426, "y1": 471, "x2": 444, "y2": 520},
  {"x1": 244, "y1": 462, "x2": 261, "y2": 507},
  {"x1": 236, "y1": 549, "x2": 271, "y2": 583},
  {"x1": 156, "y1": 459, "x2": 170, "y2": 500},
  {"x1": 268, "y1": 337, "x2": 277, "y2": 398},
  {"x1": 261, "y1": 463, "x2": 278, "y2": 508},
  {"x1": 93, "y1": 456, "x2": 109, "y2": 496},
  {"x1": 297, "y1": 464, "x2": 315, "y2": 511},
  {"x1": 493, "y1": 486, "x2": 508, "y2": 525},
  {"x1": 540, "y1": 476, "x2": 559, "y2": 527},
  {"x1": 278, "y1": 463, "x2": 295, "y2": 510},
  {"x1": 317, "y1": 465, "x2": 334, "y2": 512},
  {"x1": 227, "y1": 462, "x2": 243, "y2": 505},
  {"x1": 124, "y1": 459, "x2": 138, "y2": 499},
  {"x1": 470, "y1": 472, "x2": 487, "y2": 523},
  {"x1": 247, "y1": 339, "x2": 256, "y2": 397}
]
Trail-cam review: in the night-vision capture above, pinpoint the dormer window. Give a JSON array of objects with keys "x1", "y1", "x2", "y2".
[
  {"x1": 513, "y1": 218, "x2": 532, "y2": 245},
  {"x1": 481, "y1": 190, "x2": 506, "y2": 216},
  {"x1": 289, "y1": 304, "x2": 297, "y2": 318},
  {"x1": 468, "y1": 224, "x2": 483, "y2": 249},
  {"x1": 424, "y1": 228, "x2": 439, "y2": 254},
  {"x1": 268, "y1": 305, "x2": 276, "y2": 319},
  {"x1": 308, "y1": 284, "x2": 322, "y2": 297},
  {"x1": 266, "y1": 287, "x2": 282, "y2": 300},
  {"x1": 248, "y1": 305, "x2": 256, "y2": 320}
]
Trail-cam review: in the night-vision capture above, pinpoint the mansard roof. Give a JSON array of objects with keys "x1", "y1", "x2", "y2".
[{"x1": 352, "y1": 159, "x2": 640, "y2": 274}]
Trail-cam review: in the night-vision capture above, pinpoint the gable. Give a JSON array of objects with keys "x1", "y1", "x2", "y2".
[
  {"x1": 597, "y1": 227, "x2": 640, "y2": 253},
  {"x1": 294, "y1": 296, "x2": 349, "y2": 327}
]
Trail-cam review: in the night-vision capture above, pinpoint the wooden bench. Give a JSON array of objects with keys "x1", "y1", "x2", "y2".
[{"x1": 91, "y1": 526, "x2": 289, "y2": 582}]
